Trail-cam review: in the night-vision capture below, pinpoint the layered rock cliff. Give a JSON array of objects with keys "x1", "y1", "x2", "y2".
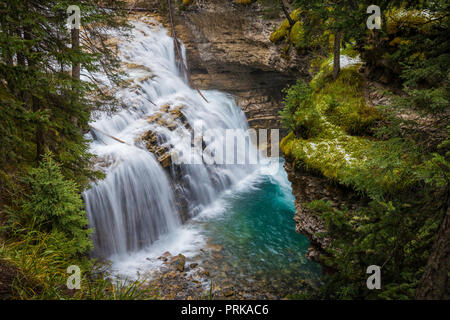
[{"x1": 159, "y1": 0, "x2": 311, "y2": 134}]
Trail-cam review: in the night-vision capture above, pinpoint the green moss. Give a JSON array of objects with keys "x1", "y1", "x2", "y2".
[
  {"x1": 310, "y1": 57, "x2": 333, "y2": 91},
  {"x1": 289, "y1": 21, "x2": 306, "y2": 48},
  {"x1": 314, "y1": 67, "x2": 381, "y2": 135},
  {"x1": 290, "y1": 8, "x2": 302, "y2": 22},
  {"x1": 280, "y1": 60, "x2": 421, "y2": 200},
  {"x1": 340, "y1": 44, "x2": 359, "y2": 58},
  {"x1": 287, "y1": 134, "x2": 421, "y2": 199},
  {"x1": 270, "y1": 28, "x2": 289, "y2": 43},
  {"x1": 289, "y1": 129, "x2": 365, "y2": 177},
  {"x1": 270, "y1": 9, "x2": 303, "y2": 44},
  {"x1": 280, "y1": 132, "x2": 295, "y2": 156}
]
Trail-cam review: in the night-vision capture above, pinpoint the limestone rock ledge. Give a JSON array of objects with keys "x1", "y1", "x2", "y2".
[
  {"x1": 170, "y1": 0, "x2": 312, "y2": 134},
  {"x1": 125, "y1": 0, "x2": 312, "y2": 135}
]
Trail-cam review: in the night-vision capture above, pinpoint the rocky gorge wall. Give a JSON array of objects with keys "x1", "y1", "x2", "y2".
[
  {"x1": 174, "y1": 0, "x2": 306, "y2": 135},
  {"x1": 133, "y1": 0, "x2": 311, "y2": 135}
]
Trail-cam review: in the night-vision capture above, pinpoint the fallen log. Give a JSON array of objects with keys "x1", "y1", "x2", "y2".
[{"x1": 89, "y1": 125, "x2": 127, "y2": 144}]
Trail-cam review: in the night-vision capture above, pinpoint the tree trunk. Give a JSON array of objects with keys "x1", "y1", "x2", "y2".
[
  {"x1": 415, "y1": 195, "x2": 450, "y2": 299},
  {"x1": 279, "y1": 0, "x2": 294, "y2": 27},
  {"x1": 24, "y1": 25, "x2": 44, "y2": 162},
  {"x1": 332, "y1": 32, "x2": 341, "y2": 80},
  {"x1": 71, "y1": 27, "x2": 81, "y2": 128},
  {"x1": 71, "y1": 28, "x2": 80, "y2": 81},
  {"x1": 32, "y1": 96, "x2": 44, "y2": 161}
]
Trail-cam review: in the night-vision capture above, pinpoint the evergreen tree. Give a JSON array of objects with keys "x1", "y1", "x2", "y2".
[
  {"x1": 18, "y1": 153, "x2": 92, "y2": 256},
  {"x1": 0, "y1": 0, "x2": 130, "y2": 191}
]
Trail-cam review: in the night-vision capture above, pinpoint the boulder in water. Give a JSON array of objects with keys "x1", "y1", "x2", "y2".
[
  {"x1": 158, "y1": 153, "x2": 172, "y2": 168},
  {"x1": 206, "y1": 243, "x2": 223, "y2": 252},
  {"x1": 170, "y1": 254, "x2": 186, "y2": 272},
  {"x1": 140, "y1": 103, "x2": 192, "y2": 169}
]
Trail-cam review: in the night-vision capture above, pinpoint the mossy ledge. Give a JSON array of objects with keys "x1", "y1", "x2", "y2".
[{"x1": 280, "y1": 61, "x2": 423, "y2": 201}]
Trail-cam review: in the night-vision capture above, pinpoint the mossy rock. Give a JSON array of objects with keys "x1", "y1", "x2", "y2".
[
  {"x1": 270, "y1": 28, "x2": 289, "y2": 43},
  {"x1": 270, "y1": 9, "x2": 302, "y2": 44},
  {"x1": 289, "y1": 21, "x2": 306, "y2": 48},
  {"x1": 280, "y1": 132, "x2": 295, "y2": 157},
  {"x1": 290, "y1": 8, "x2": 302, "y2": 22},
  {"x1": 279, "y1": 58, "x2": 421, "y2": 199}
]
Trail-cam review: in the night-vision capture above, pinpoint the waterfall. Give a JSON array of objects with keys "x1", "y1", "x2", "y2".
[
  {"x1": 83, "y1": 18, "x2": 262, "y2": 258},
  {"x1": 84, "y1": 145, "x2": 179, "y2": 256}
]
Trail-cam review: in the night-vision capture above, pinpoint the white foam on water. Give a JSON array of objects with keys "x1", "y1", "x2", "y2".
[{"x1": 109, "y1": 224, "x2": 205, "y2": 279}]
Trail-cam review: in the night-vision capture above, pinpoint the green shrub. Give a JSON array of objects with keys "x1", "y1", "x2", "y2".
[
  {"x1": 7, "y1": 153, "x2": 92, "y2": 257},
  {"x1": 307, "y1": 188, "x2": 443, "y2": 300}
]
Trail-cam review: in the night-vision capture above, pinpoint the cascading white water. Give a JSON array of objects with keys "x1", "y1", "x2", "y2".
[
  {"x1": 84, "y1": 145, "x2": 179, "y2": 256},
  {"x1": 83, "y1": 18, "x2": 263, "y2": 258}
]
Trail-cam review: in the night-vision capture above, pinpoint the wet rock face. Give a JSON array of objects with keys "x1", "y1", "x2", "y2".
[
  {"x1": 284, "y1": 161, "x2": 366, "y2": 263},
  {"x1": 140, "y1": 103, "x2": 189, "y2": 168},
  {"x1": 171, "y1": 0, "x2": 311, "y2": 134},
  {"x1": 283, "y1": 162, "x2": 331, "y2": 261}
]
